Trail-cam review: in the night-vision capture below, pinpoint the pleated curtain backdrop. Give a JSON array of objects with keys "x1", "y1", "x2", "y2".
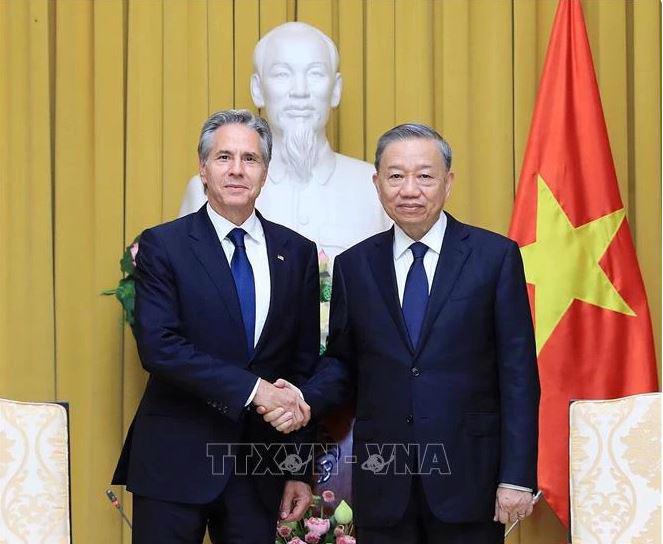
[{"x1": 0, "y1": 1, "x2": 660, "y2": 543}]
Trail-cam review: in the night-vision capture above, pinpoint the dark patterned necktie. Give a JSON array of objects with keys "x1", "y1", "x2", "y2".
[{"x1": 402, "y1": 242, "x2": 429, "y2": 349}]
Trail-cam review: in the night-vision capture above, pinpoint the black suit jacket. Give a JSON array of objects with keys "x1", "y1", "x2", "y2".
[
  {"x1": 112, "y1": 206, "x2": 319, "y2": 509},
  {"x1": 303, "y1": 213, "x2": 539, "y2": 527}
]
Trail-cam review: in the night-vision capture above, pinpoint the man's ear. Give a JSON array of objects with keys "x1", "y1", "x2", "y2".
[
  {"x1": 251, "y1": 74, "x2": 265, "y2": 108},
  {"x1": 331, "y1": 73, "x2": 342, "y2": 108},
  {"x1": 199, "y1": 161, "x2": 208, "y2": 190},
  {"x1": 444, "y1": 171, "x2": 455, "y2": 200}
]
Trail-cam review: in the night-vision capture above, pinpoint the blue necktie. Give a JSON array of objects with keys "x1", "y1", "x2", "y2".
[
  {"x1": 227, "y1": 228, "x2": 256, "y2": 357},
  {"x1": 402, "y1": 242, "x2": 429, "y2": 349}
]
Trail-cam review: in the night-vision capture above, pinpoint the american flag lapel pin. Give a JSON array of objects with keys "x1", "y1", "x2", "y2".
[{"x1": 277, "y1": 254, "x2": 285, "y2": 261}]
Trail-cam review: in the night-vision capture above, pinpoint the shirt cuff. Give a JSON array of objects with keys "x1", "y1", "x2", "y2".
[
  {"x1": 498, "y1": 483, "x2": 533, "y2": 493},
  {"x1": 245, "y1": 379, "x2": 304, "y2": 407},
  {"x1": 245, "y1": 378, "x2": 261, "y2": 406}
]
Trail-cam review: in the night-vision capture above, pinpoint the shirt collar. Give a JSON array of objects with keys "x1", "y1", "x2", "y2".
[
  {"x1": 393, "y1": 212, "x2": 448, "y2": 260},
  {"x1": 206, "y1": 203, "x2": 264, "y2": 244}
]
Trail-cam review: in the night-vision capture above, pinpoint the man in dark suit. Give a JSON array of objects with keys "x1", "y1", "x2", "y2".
[
  {"x1": 261, "y1": 123, "x2": 540, "y2": 543},
  {"x1": 112, "y1": 110, "x2": 318, "y2": 543}
]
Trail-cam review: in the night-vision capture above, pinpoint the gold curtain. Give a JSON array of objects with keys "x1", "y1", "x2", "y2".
[{"x1": 0, "y1": 1, "x2": 659, "y2": 542}]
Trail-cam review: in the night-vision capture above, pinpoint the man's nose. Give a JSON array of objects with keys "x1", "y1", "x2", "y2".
[
  {"x1": 228, "y1": 156, "x2": 244, "y2": 176},
  {"x1": 399, "y1": 175, "x2": 420, "y2": 196},
  {"x1": 289, "y1": 72, "x2": 310, "y2": 98}
]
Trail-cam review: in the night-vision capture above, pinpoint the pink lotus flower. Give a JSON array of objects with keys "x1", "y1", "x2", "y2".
[
  {"x1": 304, "y1": 517, "x2": 330, "y2": 536},
  {"x1": 336, "y1": 536, "x2": 356, "y2": 544},
  {"x1": 129, "y1": 242, "x2": 139, "y2": 267},
  {"x1": 321, "y1": 490, "x2": 335, "y2": 503},
  {"x1": 304, "y1": 533, "x2": 320, "y2": 544},
  {"x1": 277, "y1": 524, "x2": 292, "y2": 538},
  {"x1": 318, "y1": 250, "x2": 329, "y2": 274},
  {"x1": 334, "y1": 525, "x2": 345, "y2": 537}
]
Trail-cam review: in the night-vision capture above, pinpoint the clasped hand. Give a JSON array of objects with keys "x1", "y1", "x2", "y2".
[{"x1": 252, "y1": 378, "x2": 310, "y2": 434}]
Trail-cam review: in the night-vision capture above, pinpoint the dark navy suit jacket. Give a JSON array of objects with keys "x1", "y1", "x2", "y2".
[
  {"x1": 112, "y1": 206, "x2": 319, "y2": 509},
  {"x1": 303, "y1": 213, "x2": 539, "y2": 527}
]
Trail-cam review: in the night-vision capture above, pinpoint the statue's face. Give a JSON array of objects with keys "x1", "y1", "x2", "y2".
[{"x1": 258, "y1": 31, "x2": 338, "y2": 135}]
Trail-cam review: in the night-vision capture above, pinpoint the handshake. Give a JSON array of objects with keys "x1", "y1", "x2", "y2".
[{"x1": 252, "y1": 378, "x2": 311, "y2": 434}]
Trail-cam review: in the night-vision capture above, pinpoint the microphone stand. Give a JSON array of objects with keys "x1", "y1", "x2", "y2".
[{"x1": 106, "y1": 489, "x2": 133, "y2": 530}]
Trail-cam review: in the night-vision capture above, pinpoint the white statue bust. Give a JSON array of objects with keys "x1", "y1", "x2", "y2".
[{"x1": 178, "y1": 22, "x2": 390, "y2": 260}]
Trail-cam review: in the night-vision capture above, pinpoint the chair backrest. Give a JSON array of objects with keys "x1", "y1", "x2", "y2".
[
  {"x1": 569, "y1": 392, "x2": 661, "y2": 543},
  {"x1": 0, "y1": 398, "x2": 71, "y2": 543}
]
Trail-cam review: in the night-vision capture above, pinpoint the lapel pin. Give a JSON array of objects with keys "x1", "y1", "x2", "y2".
[{"x1": 277, "y1": 254, "x2": 285, "y2": 261}]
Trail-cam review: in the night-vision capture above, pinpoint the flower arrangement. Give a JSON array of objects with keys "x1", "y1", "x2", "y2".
[
  {"x1": 102, "y1": 236, "x2": 140, "y2": 325},
  {"x1": 276, "y1": 491, "x2": 355, "y2": 544}
]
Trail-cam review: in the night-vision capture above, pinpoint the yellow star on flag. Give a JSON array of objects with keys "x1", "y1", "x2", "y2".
[{"x1": 520, "y1": 176, "x2": 635, "y2": 354}]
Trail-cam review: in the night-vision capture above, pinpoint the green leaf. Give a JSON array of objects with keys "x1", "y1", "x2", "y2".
[
  {"x1": 115, "y1": 277, "x2": 136, "y2": 325},
  {"x1": 120, "y1": 249, "x2": 134, "y2": 275},
  {"x1": 102, "y1": 234, "x2": 140, "y2": 326},
  {"x1": 320, "y1": 278, "x2": 332, "y2": 302}
]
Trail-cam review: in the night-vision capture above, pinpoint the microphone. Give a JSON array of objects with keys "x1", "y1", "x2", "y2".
[{"x1": 105, "y1": 488, "x2": 133, "y2": 529}]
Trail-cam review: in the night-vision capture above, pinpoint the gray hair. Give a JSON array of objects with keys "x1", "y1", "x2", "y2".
[
  {"x1": 374, "y1": 123, "x2": 452, "y2": 171},
  {"x1": 198, "y1": 109, "x2": 273, "y2": 165},
  {"x1": 253, "y1": 22, "x2": 340, "y2": 76}
]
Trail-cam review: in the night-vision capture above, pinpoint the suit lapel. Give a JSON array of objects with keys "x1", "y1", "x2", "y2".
[
  {"x1": 414, "y1": 213, "x2": 471, "y2": 360},
  {"x1": 368, "y1": 228, "x2": 414, "y2": 353},
  {"x1": 188, "y1": 206, "x2": 246, "y2": 337},
  {"x1": 253, "y1": 213, "x2": 290, "y2": 357}
]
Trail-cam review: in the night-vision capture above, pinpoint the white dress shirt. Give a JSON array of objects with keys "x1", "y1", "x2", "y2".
[
  {"x1": 391, "y1": 212, "x2": 532, "y2": 494},
  {"x1": 393, "y1": 213, "x2": 447, "y2": 304},
  {"x1": 206, "y1": 204, "x2": 269, "y2": 404}
]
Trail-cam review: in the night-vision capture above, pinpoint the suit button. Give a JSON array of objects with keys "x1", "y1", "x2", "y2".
[
  {"x1": 411, "y1": 367, "x2": 420, "y2": 377},
  {"x1": 222, "y1": 405, "x2": 229, "y2": 414},
  {"x1": 406, "y1": 415, "x2": 413, "y2": 425}
]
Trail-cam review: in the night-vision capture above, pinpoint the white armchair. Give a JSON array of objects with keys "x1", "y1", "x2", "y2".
[
  {"x1": 0, "y1": 398, "x2": 71, "y2": 543},
  {"x1": 569, "y1": 392, "x2": 661, "y2": 543}
]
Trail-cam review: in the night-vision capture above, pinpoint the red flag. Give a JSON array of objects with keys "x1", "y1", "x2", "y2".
[{"x1": 508, "y1": 0, "x2": 659, "y2": 527}]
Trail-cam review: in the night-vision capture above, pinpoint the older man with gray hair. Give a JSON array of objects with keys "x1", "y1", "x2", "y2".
[
  {"x1": 262, "y1": 123, "x2": 541, "y2": 543},
  {"x1": 113, "y1": 109, "x2": 319, "y2": 543}
]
